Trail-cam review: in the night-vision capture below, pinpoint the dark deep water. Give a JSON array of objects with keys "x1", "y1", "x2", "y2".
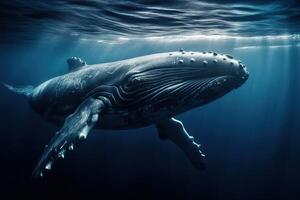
[{"x1": 0, "y1": 1, "x2": 300, "y2": 199}]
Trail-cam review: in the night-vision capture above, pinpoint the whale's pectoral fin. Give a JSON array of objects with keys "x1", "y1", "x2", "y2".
[
  {"x1": 155, "y1": 117, "x2": 206, "y2": 170},
  {"x1": 33, "y1": 97, "x2": 105, "y2": 177}
]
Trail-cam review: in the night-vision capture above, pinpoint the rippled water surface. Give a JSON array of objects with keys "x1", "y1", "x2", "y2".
[{"x1": 1, "y1": 0, "x2": 300, "y2": 42}]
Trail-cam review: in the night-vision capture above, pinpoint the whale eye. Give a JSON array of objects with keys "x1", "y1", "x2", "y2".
[{"x1": 129, "y1": 77, "x2": 142, "y2": 86}]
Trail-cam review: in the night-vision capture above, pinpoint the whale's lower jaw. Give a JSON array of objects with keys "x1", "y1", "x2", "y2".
[{"x1": 94, "y1": 75, "x2": 238, "y2": 130}]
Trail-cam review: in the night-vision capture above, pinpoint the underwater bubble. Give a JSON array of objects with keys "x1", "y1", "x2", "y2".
[
  {"x1": 190, "y1": 58, "x2": 195, "y2": 62},
  {"x1": 40, "y1": 172, "x2": 43, "y2": 177},
  {"x1": 213, "y1": 59, "x2": 218, "y2": 63},
  {"x1": 203, "y1": 60, "x2": 208, "y2": 65},
  {"x1": 178, "y1": 59, "x2": 184, "y2": 64}
]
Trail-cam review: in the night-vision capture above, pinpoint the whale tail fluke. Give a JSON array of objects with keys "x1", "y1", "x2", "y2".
[{"x1": 1, "y1": 82, "x2": 34, "y2": 98}]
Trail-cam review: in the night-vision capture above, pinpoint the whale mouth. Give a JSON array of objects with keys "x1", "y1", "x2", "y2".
[{"x1": 191, "y1": 75, "x2": 235, "y2": 99}]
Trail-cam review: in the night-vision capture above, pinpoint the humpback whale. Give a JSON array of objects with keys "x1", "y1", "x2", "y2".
[{"x1": 3, "y1": 50, "x2": 249, "y2": 177}]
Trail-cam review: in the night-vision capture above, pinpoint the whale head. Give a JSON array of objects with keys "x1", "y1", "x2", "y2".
[{"x1": 122, "y1": 50, "x2": 249, "y2": 117}]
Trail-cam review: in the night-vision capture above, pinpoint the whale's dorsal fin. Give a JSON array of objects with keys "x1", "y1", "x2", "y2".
[{"x1": 67, "y1": 57, "x2": 87, "y2": 72}]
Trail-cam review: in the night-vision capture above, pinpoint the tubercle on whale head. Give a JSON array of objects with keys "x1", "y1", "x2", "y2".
[
  {"x1": 173, "y1": 50, "x2": 250, "y2": 88},
  {"x1": 235, "y1": 62, "x2": 250, "y2": 86}
]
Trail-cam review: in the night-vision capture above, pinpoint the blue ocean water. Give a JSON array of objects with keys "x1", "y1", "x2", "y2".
[{"x1": 0, "y1": 1, "x2": 300, "y2": 199}]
